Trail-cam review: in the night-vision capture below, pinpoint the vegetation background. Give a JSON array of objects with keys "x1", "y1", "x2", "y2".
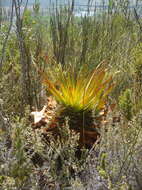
[{"x1": 0, "y1": 0, "x2": 142, "y2": 189}]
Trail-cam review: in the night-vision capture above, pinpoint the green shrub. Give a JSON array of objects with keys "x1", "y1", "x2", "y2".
[
  {"x1": 119, "y1": 89, "x2": 133, "y2": 120},
  {"x1": 131, "y1": 43, "x2": 142, "y2": 113}
]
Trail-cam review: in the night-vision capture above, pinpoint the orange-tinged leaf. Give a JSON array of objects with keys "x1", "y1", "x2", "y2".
[{"x1": 41, "y1": 63, "x2": 114, "y2": 112}]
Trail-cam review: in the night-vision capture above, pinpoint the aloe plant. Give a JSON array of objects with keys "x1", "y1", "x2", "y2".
[{"x1": 42, "y1": 64, "x2": 114, "y2": 147}]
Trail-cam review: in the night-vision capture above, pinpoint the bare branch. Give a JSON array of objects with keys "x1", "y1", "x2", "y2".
[
  {"x1": 134, "y1": 8, "x2": 142, "y2": 33},
  {"x1": 0, "y1": 0, "x2": 14, "y2": 76},
  {"x1": 13, "y1": 0, "x2": 32, "y2": 107}
]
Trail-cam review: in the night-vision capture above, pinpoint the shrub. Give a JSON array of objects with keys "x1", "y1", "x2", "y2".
[{"x1": 119, "y1": 89, "x2": 133, "y2": 120}]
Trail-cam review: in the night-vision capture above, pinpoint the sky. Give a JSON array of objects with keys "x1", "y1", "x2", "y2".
[
  {"x1": 1, "y1": 0, "x2": 107, "y2": 7},
  {"x1": 0, "y1": 0, "x2": 138, "y2": 7}
]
